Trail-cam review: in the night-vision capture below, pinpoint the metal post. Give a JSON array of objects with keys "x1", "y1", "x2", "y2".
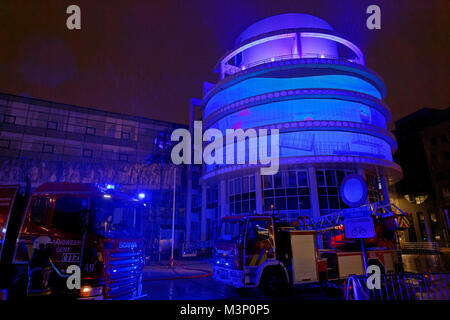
[
  {"x1": 170, "y1": 166, "x2": 177, "y2": 268},
  {"x1": 361, "y1": 238, "x2": 368, "y2": 275}
]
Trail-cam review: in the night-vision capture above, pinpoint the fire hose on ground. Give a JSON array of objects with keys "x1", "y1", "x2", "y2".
[{"x1": 142, "y1": 260, "x2": 212, "y2": 281}]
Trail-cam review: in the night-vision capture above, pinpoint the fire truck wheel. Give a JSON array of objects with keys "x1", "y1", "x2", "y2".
[{"x1": 259, "y1": 267, "x2": 289, "y2": 297}]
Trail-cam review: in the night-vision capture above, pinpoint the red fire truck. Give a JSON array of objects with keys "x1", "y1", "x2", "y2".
[
  {"x1": 1, "y1": 182, "x2": 145, "y2": 300},
  {"x1": 213, "y1": 208, "x2": 402, "y2": 296}
]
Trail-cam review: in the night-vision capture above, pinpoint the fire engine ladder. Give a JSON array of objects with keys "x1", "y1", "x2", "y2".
[
  {"x1": 370, "y1": 202, "x2": 406, "y2": 218},
  {"x1": 310, "y1": 211, "x2": 344, "y2": 232},
  {"x1": 306, "y1": 202, "x2": 406, "y2": 232}
]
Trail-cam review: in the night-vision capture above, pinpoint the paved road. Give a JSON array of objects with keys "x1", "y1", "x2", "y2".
[{"x1": 141, "y1": 259, "x2": 339, "y2": 300}]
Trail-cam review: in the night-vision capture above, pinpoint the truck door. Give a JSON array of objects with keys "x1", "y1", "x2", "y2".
[
  {"x1": 48, "y1": 195, "x2": 88, "y2": 275},
  {"x1": 244, "y1": 218, "x2": 275, "y2": 267}
]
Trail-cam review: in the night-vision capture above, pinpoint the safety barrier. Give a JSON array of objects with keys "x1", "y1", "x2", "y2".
[
  {"x1": 345, "y1": 272, "x2": 450, "y2": 300},
  {"x1": 400, "y1": 242, "x2": 440, "y2": 254}
]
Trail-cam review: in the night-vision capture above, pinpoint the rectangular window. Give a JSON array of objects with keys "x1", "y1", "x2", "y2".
[
  {"x1": 0, "y1": 139, "x2": 10, "y2": 149},
  {"x1": 83, "y1": 149, "x2": 93, "y2": 158},
  {"x1": 47, "y1": 121, "x2": 58, "y2": 130},
  {"x1": 30, "y1": 197, "x2": 51, "y2": 226},
  {"x1": 86, "y1": 126, "x2": 96, "y2": 135},
  {"x1": 119, "y1": 153, "x2": 128, "y2": 161},
  {"x1": 297, "y1": 171, "x2": 308, "y2": 186},
  {"x1": 288, "y1": 171, "x2": 297, "y2": 188},
  {"x1": 3, "y1": 115, "x2": 16, "y2": 124},
  {"x1": 316, "y1": 170, "x2": 325, "y2": 186},
  {"x1": 42, "y1": 144, "x2": 54, "y2": 154},
  {"x1": 249, "y1": 175, "x2": 255, "y2": 191},
  {"x1": 274, "y1": 172, "x2": 283, "y2": 188},
  {"x1": 263, "y1": 175, "x2": 272, "y2": 189},
  {"x1": 121, "y1": 131, "x2": 130, "y2": 140}
]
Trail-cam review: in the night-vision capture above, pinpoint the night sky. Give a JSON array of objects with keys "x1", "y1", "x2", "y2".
[{"x1": 0, "y1": 0, "x2": 448, "y2": 125}]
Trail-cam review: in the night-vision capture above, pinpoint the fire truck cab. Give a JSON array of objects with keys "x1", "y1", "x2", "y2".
[
  {"x1": 3, "y1": 183, "x2": 146, "y2": 300},
  {"x1": 213, "y1": 212, "x2": 401, "y2": 296}
]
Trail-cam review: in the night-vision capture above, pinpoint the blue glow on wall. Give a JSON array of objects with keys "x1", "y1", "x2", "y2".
[
  {"x1": 204, "y1": 131, "x2": 393, "y2": 173},
  {"x1": 204, "y1": 75, "x2": 382, "y2": 118},
  {"x1": 210, "y1": 99, "x2": 387, "y2": 131}
]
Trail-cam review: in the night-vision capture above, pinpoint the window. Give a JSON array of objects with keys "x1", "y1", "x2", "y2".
[
  {"x1": 316, "y1": 169, "x2": 354, "y2": 215},
  {"x1": 3, "y1": 115, "x2": 16, "y2": 124},
  {"x1": 245, "y1": 219, "x2": 272, "y2": 255},
  {"x1": 0, "y1": 139, "x2": 10, "y2": 149},
  {"x1": 52, "y1": 196, "x2": 87, "y2": 233},
  {"x1": 229, "y1": 175, "x2": 256, "y2": 214},
  {"x1": 42, "y1": 144, "x2": 54, "y2": 154},
  {"x1": 121, "y1": 131, "x2": 130, "y2": 140},
  {"x1": 86, "y1": 126, "x2": 96, "y2": 135},
  {"x1": 83, "y1": 149, "x2": 93, "y2": 158},
  {"x1": 47, "y1": 121, "x2": 58, "y2": 130},
  {"x1": 119, "y1": 153, "x2": 128, "y2": 161},
  {"x1": 263, "y1": 170, "x2": 311, "y2": 213},
  {"x1": 30, "y1": 197, "x2": 51, "y2": 226}
]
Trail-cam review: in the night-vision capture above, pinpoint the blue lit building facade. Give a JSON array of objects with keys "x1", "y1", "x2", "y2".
[{"x1": 194, "y1": 14, "x2": 402, "y2": 241}]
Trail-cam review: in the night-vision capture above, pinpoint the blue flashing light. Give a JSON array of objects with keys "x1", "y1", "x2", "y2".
[
  {"x1": 138, "y1": 193, "x2": 146, "y2": 200},
  {"x1": 225, "y1": 262, "x2": 230, "y2": 267},
  {"x1": 106, "y1": 184, "x2": 115, "y2": 190},
  {"x1": 2, "y1": 228, "x2": 6, "y2": 233},
  {"x1": 216, "y1": 260, "x2": 220, "y2": 264}
]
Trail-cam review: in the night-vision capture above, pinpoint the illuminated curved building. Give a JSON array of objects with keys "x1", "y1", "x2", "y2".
[{"x1": 196, "y1": 13, "x2": 402, "y2": 240}]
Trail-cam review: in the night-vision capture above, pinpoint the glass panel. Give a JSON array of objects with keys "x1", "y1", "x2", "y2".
[
  {"x1": 316, "y1": 170, "x2": 325, "y2": 186},
  {"x1": 264, "y1": 198, "x2": 274, "y2": 211},
  {"x1": 299, "y1": 196, "x2": 311, "y2": 210},
  {"x1": 326, "y1": 170, "x2": 337, "y2": 186},
  {"x1": 286, "y1": 188, "x2": 297, "y2": 196},
  {"x1": 319, "y1": 196, "x2": 329, "y2": 209},
  {"x1": 287, "y1": 197, "x2": 299, "y2": 210},
  {"x1": 242, "y1": 200, "x2": 249, "y2": 214},
  {"x1": 249, "y1": 175, "x2": 255, "y2": 191},
  {"x1": 288, "y1": 171, "x2": 297, "y2": 187},
  {"x1": 297, "y1": 171, "x2": 308, "y2": 186},
  {"x1": 242, "y1": 176, "x2": 249, "y2": 193},
  {"x1": 274, "y1": 172, "x2": 282, "y2": 188},
  {"x1": 328, "y1": 196, "x2": 340, "y2": 209},
  {"x1": 263, "y1": 190, "x2": 274, "y2": 198},
  {"x1": 275, "y1": 197, "x2": 286, "y2": 210},
  {"x1": 235, "y1": 178, "x2": 241, "y2": 194},
  {"x1": 263, "y1": 175, "x2": 272, "y2": 189},
  {"x1": 30, "y1": 197, "x2": 51, "y2": 226},
  {"x1": 52, "y1": 196, "x2": 87, "y2": 233}
]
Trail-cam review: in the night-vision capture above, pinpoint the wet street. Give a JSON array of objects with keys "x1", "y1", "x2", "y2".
[{"x1": 140, "y1": 258, "x2": 339, "y2": 300}]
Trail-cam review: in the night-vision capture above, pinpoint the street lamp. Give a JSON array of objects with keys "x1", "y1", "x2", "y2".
[{"x1": 146, "y1": 130, "x2": 173, "y2": 264}]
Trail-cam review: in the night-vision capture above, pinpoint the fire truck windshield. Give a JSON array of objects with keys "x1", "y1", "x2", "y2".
[
  {"x1": 217, "y1": 219, "x2": 244, "y2": 242},
  {"x1": 90, "y1": 196, "x2": 143, "y2": 238}
]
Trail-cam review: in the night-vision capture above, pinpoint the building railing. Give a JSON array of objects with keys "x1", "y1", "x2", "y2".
[
  {"x1": 224, "y1": 53, "x2": 357, "y2": 76},
  {"x1": 400, "y1": 242, "x2": 440, "y2": 254},
  {"x1": 345, "y1": 272, "x2": 450, "y2": 300}
]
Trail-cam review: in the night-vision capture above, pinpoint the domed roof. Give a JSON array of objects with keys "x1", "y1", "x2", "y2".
[{"x1": 236, "y1": 13, "x2": 334, "y2": 45}]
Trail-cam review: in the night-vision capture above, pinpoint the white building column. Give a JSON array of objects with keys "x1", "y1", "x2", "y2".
[
  {"x1": 380, "y1": 176, "x2": 390, "y2": 205},
  {"x1": 308, "y1": 167, "x2": 322, "y2": 248},
  {"x1": 308, "y1": 167, "x2": 320, "y2": 220},
  {"x1": 220, "y1": 180, "x2": 227, "y2": 218},
  {"x1": 255, "y1": 171, "x2": 263, "y2": 214},
  {"x1": 200, "y1": 185, "x2": 207, "y2": 241}
]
